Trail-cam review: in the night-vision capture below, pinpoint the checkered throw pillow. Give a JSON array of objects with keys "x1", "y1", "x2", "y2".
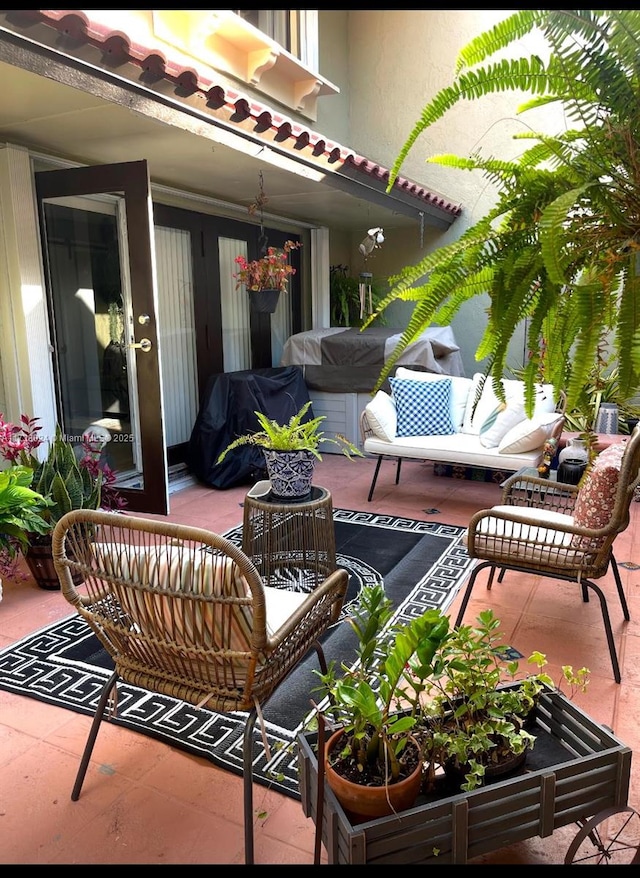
[{"x1": 389, "y1": 377, "x2": 455, "y2": 437}]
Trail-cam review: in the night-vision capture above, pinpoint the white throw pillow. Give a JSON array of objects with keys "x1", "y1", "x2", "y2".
[
  {"x1": 394, "y1": 368, "x2": 472, "y2": 431},
  {"x1": 463, "y1": 374, "x2": 558, "y2": 435},
  {"x1": 461, "y1": 374, "x2": 509, "y2": 435},
  {"x1": 502, "y1": 379, "x2": 558, "y2": 417},
  {"x1": 364, "y1": 390, "x2": 397, "y2": 441},
  {"x1": 479, "y1": 401, "x2": 526, "y2": 448},
  {"x1": 498, "y1": 412, "x2": 564, "y2": 454}
]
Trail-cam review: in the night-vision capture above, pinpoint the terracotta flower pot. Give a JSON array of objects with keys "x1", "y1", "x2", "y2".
[{"x1": 324, "y1": 729, "x2": 423, "y2": 823}]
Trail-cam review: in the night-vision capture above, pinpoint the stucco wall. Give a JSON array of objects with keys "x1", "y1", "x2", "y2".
[{"x1": 318, "y1": 11, "x2": 564, "y2": 377}]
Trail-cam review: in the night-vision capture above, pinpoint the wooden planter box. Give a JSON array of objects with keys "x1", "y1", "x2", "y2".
[{"x1": 297, "y1": 688, "x2": 632, "y2": 864}]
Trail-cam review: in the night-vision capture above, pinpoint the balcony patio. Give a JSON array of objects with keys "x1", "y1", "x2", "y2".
[{"x1": 1, "y1": 452, "x2": 639, "y2": 865}]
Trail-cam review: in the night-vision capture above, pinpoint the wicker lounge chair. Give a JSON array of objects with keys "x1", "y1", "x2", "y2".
[
  {"x1": 456, "y1": 426, "x2": 640, "y2": 683},
  {"x1": 52, "y1": 509, "x2": 348, "y2": 864}
]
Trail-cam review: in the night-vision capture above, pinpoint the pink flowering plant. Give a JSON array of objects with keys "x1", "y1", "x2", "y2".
[
  {"x1": 233, "y1": 240, "x2": 301, "y2": 293},
  {"x1": 1, "y1": 414, "x2": 51, "y2": 578},
  {"x1": 0, "y1": 412, "x2": 126, "y2": 579}
]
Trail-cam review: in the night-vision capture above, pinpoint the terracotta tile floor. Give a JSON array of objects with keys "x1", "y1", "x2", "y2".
[{"x1": 1, "y1": 453, "x2": 639, "y2": 864}]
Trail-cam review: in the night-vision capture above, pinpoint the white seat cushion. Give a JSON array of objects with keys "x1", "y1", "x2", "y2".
[
  {"x1": 466, "y1": 506, "x2": 589, "y2": 567},
  {"x1": 264, "y1": 585, "x2": 309, "y2": 636}
]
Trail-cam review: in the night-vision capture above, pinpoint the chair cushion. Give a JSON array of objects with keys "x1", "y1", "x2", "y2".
[
  {"x1": 571, "y1": 442, "x2": 626, "y2": 550},
  {"x1": 498, "y1": 412, "x2": 564, "y2": 454},
  {"x1": 365, "y1": 390, "x2": 397, "y2": 441},
  {"x1": 389, "y1": 376, "x2": 455, "y2": 437},
  {"x1": 467, "y1": 506, "x2": 582, "y2": 567},
  {"x1": 468, "y1": 505, "x2": 574, "y2": 546},
  {"x1": 95, "y1": 543, "x2": 254, "y2": 654},
  {"x1": 263, "y1": 585, "x2": 309, "y2": 635}
]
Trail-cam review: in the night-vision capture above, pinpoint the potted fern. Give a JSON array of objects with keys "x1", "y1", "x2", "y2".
[{"x1": 216, "y1": 400, "x2": 362, "y2": 500}]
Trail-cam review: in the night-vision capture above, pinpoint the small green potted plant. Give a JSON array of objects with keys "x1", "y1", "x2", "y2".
[
  {"x1": 310, "y1": 584, "x2": 590, "y2": 821},
  {"x1": 0, "y1": 464, "x2": 52, "y2": 583},
  {"x1": 217, "y1": 400, "x2": 363, "y2": 500},
  {"x1": 313, "y1": 583, "x2": 450, "y2": 820},
  {"x1": 415, "y1": 609, "x2": 588, "y2": 793}
]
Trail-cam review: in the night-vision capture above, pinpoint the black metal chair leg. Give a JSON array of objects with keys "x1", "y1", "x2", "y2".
[
  {"x1": 243, "y1": 640, "x2": 327, "y2": 865},
  {"x1": 454, "y1": 561, "x2": 488, "y2": 627},
  {"x1": 313, "y1": 640, "x2": 328, "y2": 677},
  {"x1": 610, "y1": 555, "x2": 631, "y2": 620},
  {"x1": 72, "y1": 669, "x2": 118, "y2": 801},
  {"x1": 367, "y1": 455, "x2": 383, "y2": 502},
  {"x1": 395, "y1": 457, "x2": 402, "y2": 485},
  {"x1": 243, "y1": 708, "x2": 259, "y2": 865},
  {"x1": 583, "y1": 578, "x2": 622, "y2": 684}
]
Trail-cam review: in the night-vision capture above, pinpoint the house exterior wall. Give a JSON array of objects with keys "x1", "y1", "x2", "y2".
[{"x1": 317, "y1": 10, "x2": 563, "y2": 376}]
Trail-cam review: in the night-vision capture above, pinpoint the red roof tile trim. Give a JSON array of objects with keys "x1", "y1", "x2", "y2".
[{"x1": 15, "y1": 10, "x2": 462, "y2": 219}]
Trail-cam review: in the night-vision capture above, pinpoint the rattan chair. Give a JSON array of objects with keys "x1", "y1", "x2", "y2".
[
  {"x1": 52, "y1": 509, "x2": 348, "y2": 865},
  {"x1": 456, "y1": 426, "x2": 640, "y2": 683}
]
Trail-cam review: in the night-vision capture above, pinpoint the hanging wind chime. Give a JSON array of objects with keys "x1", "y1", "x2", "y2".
[
  {"x1": 357, "y1": 227, "x2": 384, "y2": 319},
  {"x1": 358, "y1": 272, "x2": 373, "y2": 321}
]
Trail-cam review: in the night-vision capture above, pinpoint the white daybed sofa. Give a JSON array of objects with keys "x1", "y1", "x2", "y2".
[{"x1": 360, "y1": 367, "x2": 566, "y2": 501}]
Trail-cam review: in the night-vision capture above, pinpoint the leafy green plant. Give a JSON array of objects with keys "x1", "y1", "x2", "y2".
[
  {"x1": 367, "y1": 10, "x2": 640, "y2": 417},
  {"x1": 314, "y1": 586, "x2": 589, "y2": 796},
  {"x1": 216, "y1": 400, "x2": 363, "y2": 462},
  {"x1": 563, "y1": 359, "x2": 640, "y2": 435},
  {"x1": 26, "y1": 425, "x2": 101, "y2": 529},
  {"x1": 314, "y1": 583, "x2": 450, "y2": 784},
  {"x1": 414, "y1": 609, "x2": 588, "y2": 792},
  {"x1": 0, "y1": 465, "x2": 52, "y2": 577}
]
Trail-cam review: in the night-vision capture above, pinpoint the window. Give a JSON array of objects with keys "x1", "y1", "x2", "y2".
[{"x1": 233, "y1": 10, "x2": 318, "y2": 71}]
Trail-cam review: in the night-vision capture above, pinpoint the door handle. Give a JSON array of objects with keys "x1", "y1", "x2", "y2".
[{"x1": 130, "y1": 338, "x2": 152, "y2": 352}]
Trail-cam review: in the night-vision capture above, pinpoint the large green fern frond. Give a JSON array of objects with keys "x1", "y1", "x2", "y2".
[
  {"x1": 455, "y1": 10, "x2": 543, "y2": 73},
  {"x1": 380, "y1": 11, "x2": 640, "y2": 411}
]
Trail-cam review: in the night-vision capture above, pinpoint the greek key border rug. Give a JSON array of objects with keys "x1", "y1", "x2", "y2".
[{"x1": 0, "y1": 511, "x2": 473, "y2": 800}]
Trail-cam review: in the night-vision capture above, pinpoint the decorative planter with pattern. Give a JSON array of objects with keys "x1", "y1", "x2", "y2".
[{"x1": 262, "y1": 448, "x2": 315, "y2": 500}]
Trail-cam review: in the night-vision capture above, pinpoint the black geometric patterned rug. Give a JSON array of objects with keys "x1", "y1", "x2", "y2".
[{"x1": 0, "y1": 510, "x2": 473, "y2": 800}]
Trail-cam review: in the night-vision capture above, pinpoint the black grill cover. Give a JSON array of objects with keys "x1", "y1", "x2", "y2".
[{"x1": 188, "y1": 366, "x2": 313, "y2": 489}]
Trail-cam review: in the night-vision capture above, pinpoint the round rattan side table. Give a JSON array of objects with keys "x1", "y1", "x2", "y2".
[{"x1": 241, "y1": 481, "x2": 337, "y2": 591}]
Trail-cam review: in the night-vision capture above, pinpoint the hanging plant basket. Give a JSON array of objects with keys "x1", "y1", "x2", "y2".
[{"x1": 248, "y1": 288, "x2": 280, "y2": 314}]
